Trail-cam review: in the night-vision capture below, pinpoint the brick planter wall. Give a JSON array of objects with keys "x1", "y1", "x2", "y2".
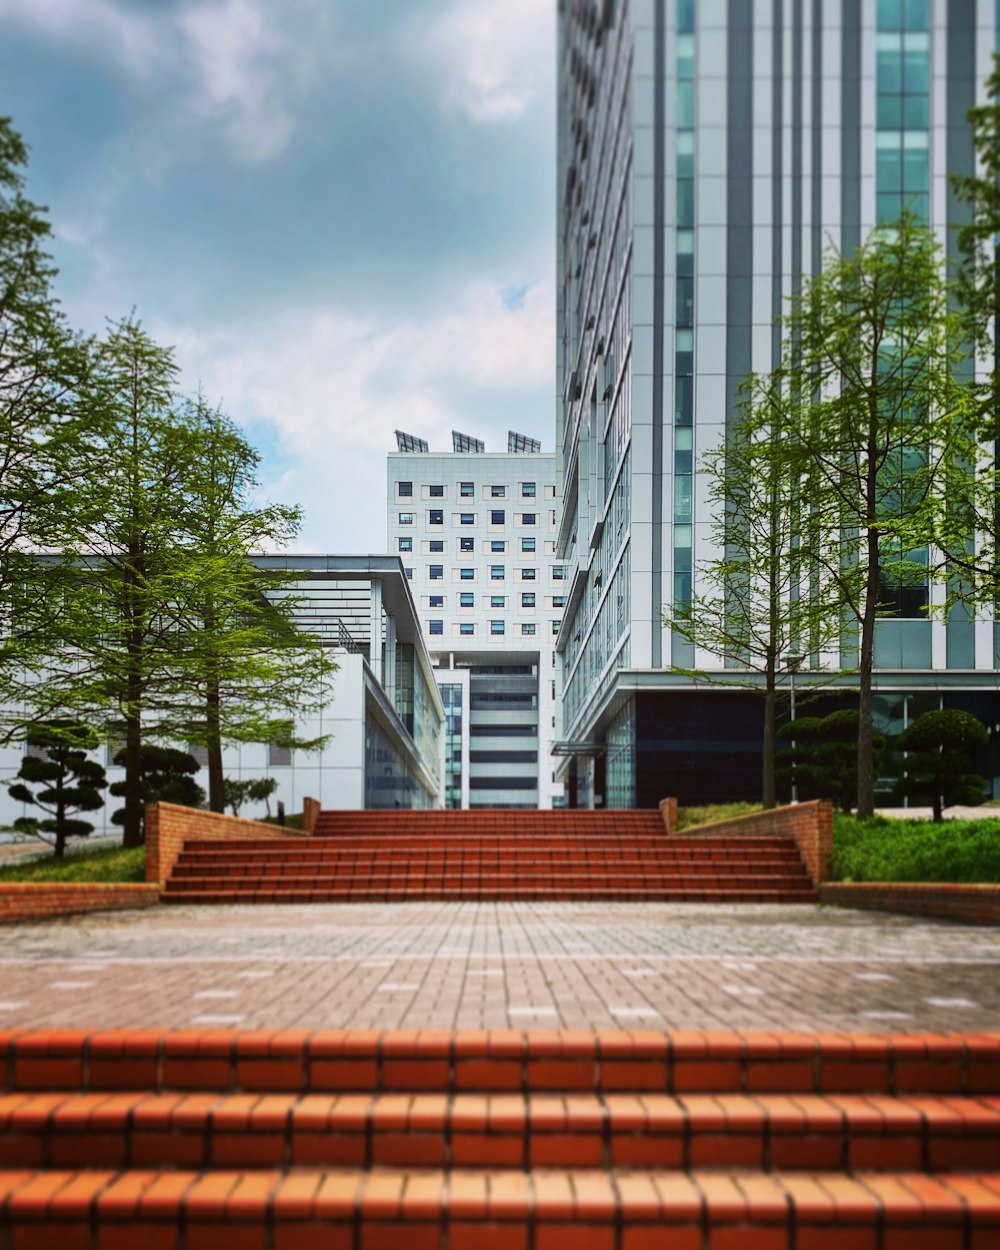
[
  {"x1": 145, "y1": 803, "x2": 312, "y2": 889},
  {"x1": 0, "y1": 883, "x2": 159, "y2": 925},
  {"x1": 664, "y1": 800, "x2": 833, "y2": 886},
  {"x1": 821, "y1": 881, "x2": 1000, "y2": 926}
]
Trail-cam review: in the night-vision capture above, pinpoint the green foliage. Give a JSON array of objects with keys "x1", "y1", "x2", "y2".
[
  {"x1": 784, "y1": 210, "x2": 979, "y2": 818},
  {"x1": 831, "y1": 812, "x2": 1000, "y2": 883},
  {"x1": 662, "y1": 374, "x2": 844, "y2": 808},
  {"x1": 0, "y1": 118, "x2": 95, "y2": 727},
  {"x1": 893, "y1": 709, "x2": 990, "y2": 822},
  {"x1": 4, "y1": 721, "x2": 107, "y2": 858},
  {"x1": 223, "y1": 776, "x2": 277, "y2": 817},
  {"x1": 778, "y1": 710, "x2": 885, "y2": 813},
  {"x1": 0, "y1": 844, "x2": 145, "y2": 883},
  {"x1": 109, "y1": 745, "x2": 204, "y2": 836}
]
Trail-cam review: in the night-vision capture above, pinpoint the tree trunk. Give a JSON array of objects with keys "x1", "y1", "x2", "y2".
[
  {"x1": 54, "y1": 759, "x2": 67, "y2": 858},
  {"x1": 122, "y1": 700, "x2": 143, "y2": 847},
  {"x1": 762, "y1": 674, "x2": 776, "y2": 809},
  {"x1": 856, "y1": 525, "x2": 879, "y2": 819},
  {"x1": 933, "y1": 784, "x2": 943, "y2": 823},
  {"x1": 206, "y1": 676, "x2": 224, "y2": 813}
]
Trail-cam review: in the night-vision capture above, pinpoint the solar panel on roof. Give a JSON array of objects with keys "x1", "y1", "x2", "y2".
[
  {"x1": 452, "y1": 430, "x2": 486, "y2": 453},
  {"x1": 395, "y1": 430, "x2": 429, "y2": 453},
  {"x1": 508, "y1": 430, "x2": 542, "y2": 453}
]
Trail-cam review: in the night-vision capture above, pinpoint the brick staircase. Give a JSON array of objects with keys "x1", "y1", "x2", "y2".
[
  {"x1": 1, "y1": 1028, "x2": 998, "y2": 1246},
  {"x1": 162, "y1": 810, "x2": 818, "y2": 904}
]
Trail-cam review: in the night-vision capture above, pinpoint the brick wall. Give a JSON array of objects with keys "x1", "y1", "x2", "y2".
[
  {"x1": 664, "y1": 800, "x2": 833, "y2": 886},
  {"x1": 821, "y1": 882, "x2": 1000, "y2": 926},
  {"x1": 0, "y1": 883, "x2": 159, "y2": 925},
  {"x1": 658, "y1": 798, "x2": 678, "y2": 833},
  {"x1": 303, "y1": 796, "x2": 321, "y2": 834},
  {"x1": 146, "y1": 803, "x2": 311, "y2": 888}
]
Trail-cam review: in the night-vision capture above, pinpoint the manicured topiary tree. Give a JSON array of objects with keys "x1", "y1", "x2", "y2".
[
  {"x1": 109, "y1": 745, "x2": 205, "y2": 840},
  {"x1": 5, "y1": 721, "x2": 107, "y2": 859},
  {"x1": 894, "y1": 709, "x2": 990, "y2": 822},
  {"x1": 777, "y1": 709, "x2": 885, "y2": 812}
]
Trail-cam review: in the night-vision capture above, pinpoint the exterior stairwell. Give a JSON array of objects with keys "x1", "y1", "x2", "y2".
[
  {"x1": 0, "y1": 1028, "x2": 998, "y2": 1247},
  {"x1": 162, "y1": 809, "x2": 819, "y2": 904}
]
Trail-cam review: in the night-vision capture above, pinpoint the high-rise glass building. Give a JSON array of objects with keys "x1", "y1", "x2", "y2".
[{"x1": 555, "y1": 0, "x2": 1000, "y2": 808}]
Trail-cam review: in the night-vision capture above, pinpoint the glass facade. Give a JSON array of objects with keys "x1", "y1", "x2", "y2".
[{"x1": 440, "y1": 682, "x2": 464, "y2": 809}]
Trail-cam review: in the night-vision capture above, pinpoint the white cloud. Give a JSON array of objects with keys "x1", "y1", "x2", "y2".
[
  {"x1": 420, "y1": 0, "x2": 555, "y2": 123},
  {"x1": 162, "y1": 279, "x2": 555, "y2": 550},
  {"x1": 0, "y1": 0, "x2": 323, "y2": 162}
]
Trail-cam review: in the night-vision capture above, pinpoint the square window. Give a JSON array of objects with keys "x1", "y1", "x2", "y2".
[
  {"x1": 460, "y1": 568, "x2": 475, "y2": 580},
  {"x1": 490, "y1": 485, "x2": 506, "y2": 498},
  {"x1": 491, "y1": 540, "x2": 506, "y2": 552},
  {"x1": 428, "y1": 509, "x2": 444, "y2": 525},
  {"x1": 429, "y1": 539, "x2": 444, "y2": 552},
  {"x1": 398, "y1": 537, "x2": 412, "y2": 552},
  {"x1": 490, "y1": 595, "x2": 506, "y2": 608},
  {"x1": 460, "y1": 513, "x2": 475, "y2": 525},
  {"x1": 522, "y1": 567, "x2": 536, "y2": 581},
  {"x1": 460, "y1": 622, "x2": 475, "y2": 636},
  {"x1": 522, "y1": 513, "x2": 537, "y2": 526},
  {"x1": 429, "y1": 620, "x2": 443, "y2": 635},
  {"x1": 491, "y1": 620, "x2": 505, "y2": 635},
  {"x1": 429, "y1": 595, "x2": 444, "y2": 608},
  {"x1": 551, "y1": 620, "x2": 560, "y2": 634},
  {"x1": 491, "y1": 565, "x2": 505, "y2": 580},
  {"x1": 405, "y1": 567, "x2": 413, "y2": 578},
  {"x1": 491, "y1": 510, "x2": 505, "y2": 525},
  {"x1": 521, "y1": 537, "x2": 536, "y2": 552},
  {"x1": 460, "y1": 481, "x2": 475, "y2": 497},
  {"x1": 460, "y1": 592, "x2": 474, "y2": 607},
  {"x1": 429, "y1": 564, "x2": 443, "y2": 580},
  {"x1": 398, "y1": 481, "x2": 413, "y2": 497},
  {"x1": 553, "y1": 595, "x2": 566, "y2": 607},
  {"x1": 428, "y1": 485, "x2": 444, "y2": 497},
  {"x1": 521, "y1": 482, "x2": 536, "y2": 497},
  {"x1": 460, "y1": 536, "x2": 475, "y2": 552},
  {"x1": 553, "y1": 566, "x2": 566, "y2": 580},
  {"x1": 521, "y1": 593, "x2": 535, "y2": 607},
  {"x1": 399, "y1": 512, "x2": 413, "y2": 525},
  {"x1": 521, "y1": 623, "x2": 536, "y2": 636}
]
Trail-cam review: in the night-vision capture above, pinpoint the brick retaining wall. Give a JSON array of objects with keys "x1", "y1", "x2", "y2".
[
  {"x1": 820, "y1": 881, "x2": 1000, "y2": 926},
  {"x1": 664, "y1": 800, "x2": 833, "y2": 886},
  {"x1": 145, "y1": 803, "x2": 312, "y2": 889},
  {"x1": 0, "y1": 883, "x2": 159, "y2": 925}
]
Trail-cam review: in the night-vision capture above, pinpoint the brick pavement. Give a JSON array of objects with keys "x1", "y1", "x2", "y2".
[{"x1": 0, "y1": 901, "x2": 997, "y2": 1034}]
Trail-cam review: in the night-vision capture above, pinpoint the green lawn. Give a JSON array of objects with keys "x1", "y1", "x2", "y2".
[
  {"x1": 831, "y1": 813, "x2": 1000, "y2": 884},
  {"x1": 0, "y1": 844, "x2": 146, "y2": 883},
  {"x1": 676, "y1": 802, "x2": 763, "y2": 830}
]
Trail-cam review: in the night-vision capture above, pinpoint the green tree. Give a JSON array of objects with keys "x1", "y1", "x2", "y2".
[
  {"x1": 778, "y1": 709, "x2": 885, "y2": 814},
  {"x1": 43, "y1": 317, "x2": 201, "y2": 847},
  {"x1": 109, "y1": 745, "x2": 204, "y2": 837},
  {"x1": 894, "y1": 709, "x2": 990, "y2": 822},
  {"x1": 663, "y1": 373, "x2": 843, "y2": 808},
  {"x1": 5, "y1": 721, "x2": 107, "y2": 859},
  {"x1": 0, "y1": 118, "x2": 94, "y2": 728},
  {"x1": 164, "y1": 399, "x2": 337, "y2": 812},
  {"x1": 787, "y1": 212, "x2": 979, "y2": 819},
  {"x1": 222, "y1": 776, "x2": 278, "y2": 818}
]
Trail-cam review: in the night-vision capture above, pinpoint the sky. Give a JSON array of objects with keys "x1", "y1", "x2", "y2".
[{"x1": 0, "y1": 0, "x2": 557, "y2": 551}]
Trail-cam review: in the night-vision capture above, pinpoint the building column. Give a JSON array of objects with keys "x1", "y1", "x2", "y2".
[
  {"x1": 369, "y1": 580, "x2": 383, "y2": 685},
  {"x1": 384, "y1": 610, "x2": 397, "y2": 703}
]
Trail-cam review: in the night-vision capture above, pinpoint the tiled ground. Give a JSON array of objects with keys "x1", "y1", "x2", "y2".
[{"x1": 0, "y1": 901, "x2": 998, "y2": 1033}]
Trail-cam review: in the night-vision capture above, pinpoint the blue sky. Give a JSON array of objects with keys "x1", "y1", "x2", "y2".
[{"x1": 0, "y1": 0, "x2": 556, "y2": 550}]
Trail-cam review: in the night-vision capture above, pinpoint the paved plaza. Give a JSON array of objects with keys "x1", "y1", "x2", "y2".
[{"x1": 0, "y1": 901, "x2": 997, "y2": 1034}]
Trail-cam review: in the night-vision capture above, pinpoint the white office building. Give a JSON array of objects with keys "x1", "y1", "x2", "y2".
[{"x1": 387, "y1": 431, "x2": 566, "y2": 809}]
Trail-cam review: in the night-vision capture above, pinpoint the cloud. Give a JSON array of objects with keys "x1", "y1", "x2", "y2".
[
  {"x1": 0, "y1": 0, "x2": 323, "y2": 162},
  {"x1": 162, "y1": 278, "x2": 555, "y2": 549},
  {"x1": 420, "y1": 0, "x2": 555, "y2": 123}
]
